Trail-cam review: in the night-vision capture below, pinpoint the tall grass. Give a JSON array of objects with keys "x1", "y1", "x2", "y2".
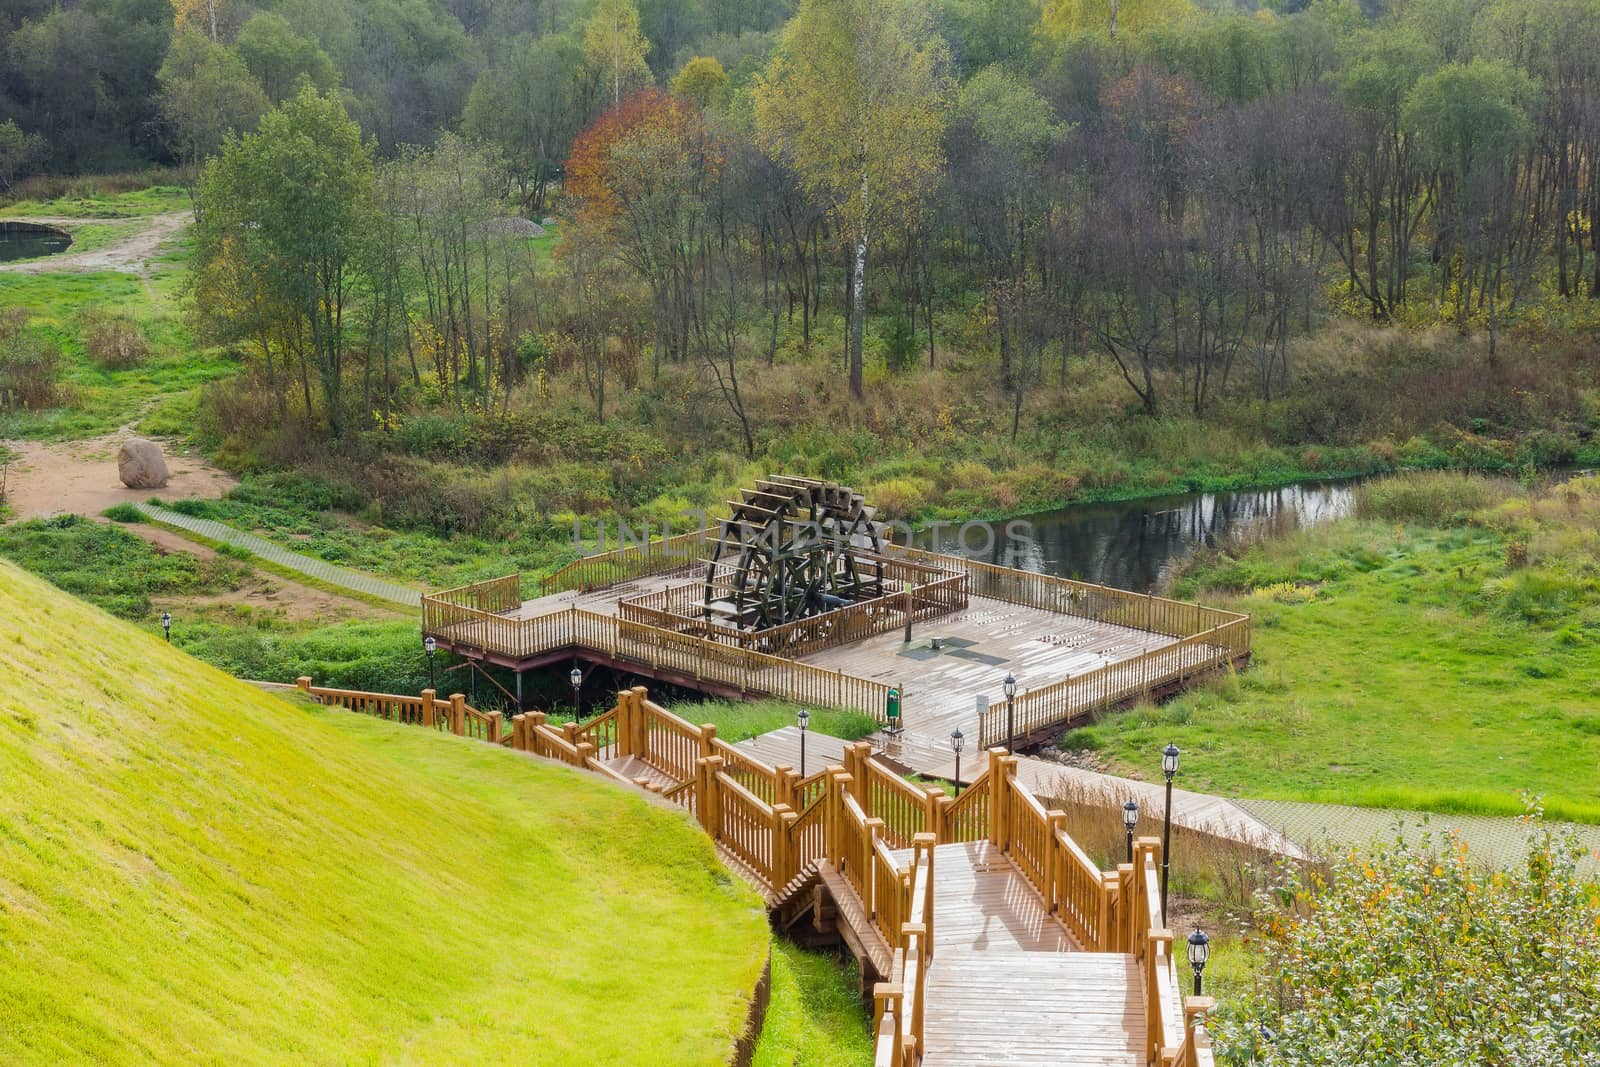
[{"x1": 1355, "y1": 471, "x2": 1511, "y2": 525}]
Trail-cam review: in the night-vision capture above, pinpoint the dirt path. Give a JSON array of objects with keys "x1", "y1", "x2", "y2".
[
  {"x1": 0, "y1": 211, "x2": 191, "y2": 275},
  {"x1": 2, "y1": 431, "x2": 236, "y2": 520}
]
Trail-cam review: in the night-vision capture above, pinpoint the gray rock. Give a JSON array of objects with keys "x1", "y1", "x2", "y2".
[{"x1": 117, "y1": 437, "x2": 169, "y2": 489}]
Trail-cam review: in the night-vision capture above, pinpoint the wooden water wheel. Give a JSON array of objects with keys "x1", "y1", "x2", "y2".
[{"x1": 704, "y1": 476, "x2": 885, "y2": 631}]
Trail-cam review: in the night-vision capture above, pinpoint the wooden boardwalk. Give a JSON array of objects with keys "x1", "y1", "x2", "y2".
[
  {"x1": 297, "y1": 679, "x2": 1218, "y2": 1066},
  {"x1": 884, "y1": 842, "x2": 1157, "y2": 1066}
]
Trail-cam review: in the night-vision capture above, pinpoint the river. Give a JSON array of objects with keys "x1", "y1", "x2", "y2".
[{"x1": 911, "y1": 478, "x2": 1360, "y2": 592}]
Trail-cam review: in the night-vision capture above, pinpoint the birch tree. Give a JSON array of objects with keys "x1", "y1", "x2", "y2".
[{"x1": 753, "y1": 0, "x2": 950, "y2": 399}]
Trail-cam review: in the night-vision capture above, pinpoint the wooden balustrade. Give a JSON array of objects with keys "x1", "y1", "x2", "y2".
[
  {"x1": 871, "y1": 833, "x2": 908, "y2": 948},
  {"x1": 976, "y1": 616, "x2": 1252, "y2": 748},
  {"x1": 873, "y1": 833, "x2": 936, "y2": 1067},
  {"x1": 540, "y1": 530, "x2": 707, "y2": 595},
  {"x1": 893, "y1": 548, "x2": 1247, "y2": 639}
]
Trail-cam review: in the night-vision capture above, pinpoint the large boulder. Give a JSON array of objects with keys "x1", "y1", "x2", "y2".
[{"x1": 117, "y1": 437, "x2": 169, "y2": 489}]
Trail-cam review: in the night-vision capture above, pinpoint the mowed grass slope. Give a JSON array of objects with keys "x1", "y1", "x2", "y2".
[{"x1": 0, "y1": 561, "x2": 768, "y2": 1065}]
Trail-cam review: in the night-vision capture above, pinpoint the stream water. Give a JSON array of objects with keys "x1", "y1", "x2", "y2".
[{"x1": 912, "y1": 478, "x2": 1360, "y2": 593}]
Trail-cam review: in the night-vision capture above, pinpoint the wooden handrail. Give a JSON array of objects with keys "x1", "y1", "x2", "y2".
[
  {"x1": 976, "y1": 617, "x2": 1251, "y2": 747},
  {"x1": 540, "y1": 530, "x2": 707, "y2": 595}
]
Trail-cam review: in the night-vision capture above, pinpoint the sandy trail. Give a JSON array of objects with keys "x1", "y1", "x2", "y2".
[
  {"x1": 0, "y1": 211, "x2": 192, "y2": 274},
  {"x1": 2, "y1": 431, "x2": 236, "y2": 520}
]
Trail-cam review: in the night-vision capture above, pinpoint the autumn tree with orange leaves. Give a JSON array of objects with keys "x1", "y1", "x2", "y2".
[{"x1": 564, "y1": 88, "x2": 724, "y2": 372}]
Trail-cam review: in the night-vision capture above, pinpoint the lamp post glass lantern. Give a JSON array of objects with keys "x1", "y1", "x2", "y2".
[
  {"x1": 950, "y1": 727, "x2": 965, "y2": 797},
  {"x1": 797, "y1": 708, "x2": 810, "y2": 777},
  {"x1": 161, "y1": 611, "x2": 172, "y2": 642},
  {"x1": 424, "y1": 636, "x2": 437, "y2": 689},
  {"x1": 1161, "y1": 742, "x2": 1180, "y2": 924},
  {"x1": 1003, "y1": 672, "x2": 1017, "y2": 753},
  {"x1": 569, "y1": 665, "x2": 583, "y2": 721},
  {"x1": 1122, "y1": 799, "x2": 1139, "y2": 863},
  {"x1": 1187, "y1": 928, "x2": 1210, "y2": 996}
]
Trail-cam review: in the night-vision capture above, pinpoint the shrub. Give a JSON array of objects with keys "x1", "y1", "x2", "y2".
[
  {"x1": 80, "y1": 309, "x2": 150, "y2": 369},
  {"x1": 101, "y1": 503, "x2": 144, "y2": 523},
  {"x1": 0, "y1": 306, "x2": 61, "y2": 410},
  {"x1": 1219, "y1": 817, "x2": 1600, "y2": 1065},
  {"x1": 1354, "y1": 471, "x2": 1507, "y2": 525}
]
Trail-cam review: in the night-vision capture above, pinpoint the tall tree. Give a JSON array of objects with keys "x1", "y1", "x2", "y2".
[
  {"x1": 157, "y1": 33, "x2": 268, "y2": 189},
  {"x1": 194, "y1": 88, "x2": 375, "y2": 435},
  {"x1": 463, "y1": 35, "x2": 584, "y2": 215},
  {"x1": 566, "y1": 88, "x2": 723, "y2": 372},
  {"x1": 583, "y1": 0, "x2": 652, "y2": 107},
  {"x1": 754, "y1": 0, "x2": 951, "y2": 398}
]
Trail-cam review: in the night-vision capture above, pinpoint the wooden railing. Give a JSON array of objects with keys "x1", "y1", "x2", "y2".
[
  {"x1": 423, "y1": 584, "x2": 897, "y2": 723},
  {"x1": 540, "y1": 530, "x2": 707, "y2": 595},
  {"x1": 893, "y1": 548, "x2": 1246, "y2": 638},
  {"x1": 873, "y1": 833, "x2": 936, "y2": 1067},
  {"x1": 295, "y1": 678, "x2": 498, "y2": 739},
  {"x1": 977, "y1": 616, "x2": 1252, "y2": 748},
  {"x1": 619, "y1": 567, "x2": 968, "y2": 660},
  {"x1": 429, "y1": 573, "x2": 523, "y2": 614}
]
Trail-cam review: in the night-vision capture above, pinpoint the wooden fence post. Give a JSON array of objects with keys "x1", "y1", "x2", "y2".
[
  {"x1": 487, "y1": 710, "x2": 503, "y2": 744},
  {"x1": 701, "y1": 723, "x2": 718, "y2": 759},
  {"x1": 773, "y1": 804, "x2": 796, "y2": 887},
  {"x1": 987, "y1": 748, "x2": 1007, "y2": 848},
  {"x1": 702, "y1": 756, "x2": 725, "y2": 839},
  {"x1": 921, "y1": 783, "x2": 940, "y2": 844},
  {"x1": 296, "y1": 676, "x2": 312, "y2": 693},
  {"x1": 914, "y1": 831, "x2": 936, "y2": 954},
  {"x1": 774, "y1": 764, "x2": 794, "y2": 810},
  {"x1": 420, "y1": 688, "x2": 437, "y2": 728},
  {"x1": 1101, "y1": 870, "x2": 1122, "y2": 952},
  {"x1": 1045, "y1": 810, "x2": 1067, "y2": 913},
  {"x1": 449, "y1": 694, "x2": 466, "y2": 735},
  {"x1": 934, "y1": 794, "x2": 954, "y2": 845}
]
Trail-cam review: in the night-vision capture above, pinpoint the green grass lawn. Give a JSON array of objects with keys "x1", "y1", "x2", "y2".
[
  {"x1": 2, "y1": 184, "x2": 190, "y2": 218},
  {"x1": 0, "y1": 560, "x2": 769, "y2": 1065},
  {"x1": 1070, "y1": 476, "x2": 1600, "y2": 822}
]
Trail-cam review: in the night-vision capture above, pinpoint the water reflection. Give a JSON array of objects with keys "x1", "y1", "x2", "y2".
[{"x1": 912, "y1": 479, "x2": 1358, "y2": 592}]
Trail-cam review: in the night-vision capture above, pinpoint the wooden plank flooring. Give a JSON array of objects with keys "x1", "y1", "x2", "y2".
[
  {"x1": 920, "y1": 951, "x2": 1146, "y2": 1066},
  {"x1": 879, "y1": 842, "x2": 1145, "y2": 1066},
  {"x1": 799, "y1": 595, "x2": 1183, "y2": 743}
]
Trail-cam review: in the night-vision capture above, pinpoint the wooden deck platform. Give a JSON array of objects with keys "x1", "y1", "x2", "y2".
[
  {"x1": 802, "y1": 595, "x2": 1184, "y2": 742},
  {"x1": 421, "y1": 551, "x2": 1250, "y2": 769}
]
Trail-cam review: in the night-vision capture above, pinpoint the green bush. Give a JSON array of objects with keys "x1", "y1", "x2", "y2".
[
  {"x1": 1220, "y1": 818, "x2": 1600, "y2": 1065},
  {"x1": 101, "y1": 503, "x2": 144, "y2": 523}
]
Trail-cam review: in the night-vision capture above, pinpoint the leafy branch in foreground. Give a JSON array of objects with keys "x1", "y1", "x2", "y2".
[{"x1": 1221, "y1": 810, "x2": 1600, "y2": 1065}]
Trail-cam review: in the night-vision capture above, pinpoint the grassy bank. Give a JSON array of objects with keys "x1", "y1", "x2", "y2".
[
  {"x1": 0, "y1": 560, "x2": 769, "y2": 1064},
  {"x1": 753, "y1": 944, "x2": 872, "y2": 1067},
  {"x1": 1068, "y1": 474, "x2": 1600, "y2": 822}
]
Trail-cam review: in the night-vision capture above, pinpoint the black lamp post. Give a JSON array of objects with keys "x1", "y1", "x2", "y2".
[
  {"x1": 797, "y1": 707, "x2": 810, "y2": 777},
  {"x1": 1161, "y1": 742, "x2": 1180, "y2": 924},
  {"x1": 903, "y1": 580, "x2": 914, "y2": 643},
  {"x1": 161, "y1": 611, "x2": 172, "y2": 643},
  {"x1": 1122, "y1": 799, "x2": 1139, "y2": 863},
  {"x1": 570, "y1": 664, "x2": 583, "y2": 721},
  {"x1": 950, "y1": 727, "x2": 965, "y2": 797},
  {"x1": 1003, "y1": 672, "x2": 1017, "y2": 753},
  {"x1": 424, "y1": 635, "x2": 437, "y2": 690},
  {"x1": 1187, "y1": 928, "x2": 1210, "y2": 996}
]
